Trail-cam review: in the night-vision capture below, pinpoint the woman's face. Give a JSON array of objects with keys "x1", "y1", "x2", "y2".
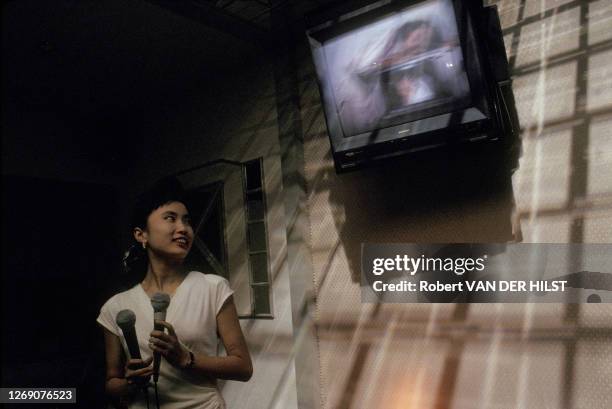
[
  {"x1": 138, "y1": 201, "x2": 194, "y2": 261},
  {"x1": 396, "y1": 76, "x2": 414, "y2": 104}
]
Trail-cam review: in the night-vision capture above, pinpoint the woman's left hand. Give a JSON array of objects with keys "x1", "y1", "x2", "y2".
[{"x1": 149, "y1": 320, "x2": 190, "y2": 369}]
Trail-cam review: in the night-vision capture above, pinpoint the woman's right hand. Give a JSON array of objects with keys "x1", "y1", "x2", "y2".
[{"x1": 124, "y1": 357, "x2": 153, "y2": 387}]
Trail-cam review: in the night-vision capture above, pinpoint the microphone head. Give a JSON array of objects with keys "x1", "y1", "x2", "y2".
[
  {"x1": 116, "y1": 309, "x2": 136, "y2": 330},
  {"x1": 150, "y1": 292, "x2": 171, "y2": 312}
]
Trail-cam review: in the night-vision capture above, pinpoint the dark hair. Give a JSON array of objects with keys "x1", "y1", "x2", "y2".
[
  {"x1": 380, "y1": 20, "x2": 444, "y2": 60},
  {"x1": 397, "y1": 20, "x2": 443, "y2": 46},
  {"x1": 123, "y1": 176, "x2": 189, "y2": 278},
  {"x1": 130, "y1": 176, "x2": 188, "y2": 230}
]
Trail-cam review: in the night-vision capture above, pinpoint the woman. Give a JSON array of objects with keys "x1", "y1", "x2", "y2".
[
  {"x1": 97, "y1": 178, "x2": 252, "y2": 408},
  {"x1": 341, "y1": 20, "x2": 445, "y2": 135},
  {"x1": 376, "y1": 20, "x2": 443, "y2": 111}
]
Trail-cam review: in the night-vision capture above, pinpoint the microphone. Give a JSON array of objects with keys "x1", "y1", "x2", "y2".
[
  {"x1": 150, "y1": 292, "x2": 170, "y2": 383},
  {"x1": 116, "y1": 310, "x2": 151, "y2": 401},
  {"x1": 116, "y1": 309, "x2": 141, "y2": 360}
]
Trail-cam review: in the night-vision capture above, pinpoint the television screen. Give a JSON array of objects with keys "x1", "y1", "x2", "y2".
[
  {"x1": 307, "y1": 0, "x2": 517, "y2": 172},
  {"x1": 315, "y1": 0, "x2": 471, "y2": 138}
]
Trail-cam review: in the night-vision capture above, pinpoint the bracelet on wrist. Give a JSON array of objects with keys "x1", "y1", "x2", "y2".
[{"x1": 182, "y1": 350, "x2": 195, "y2": 370}]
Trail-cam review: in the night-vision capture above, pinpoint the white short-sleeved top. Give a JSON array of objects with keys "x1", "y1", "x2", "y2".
[{"x1": 97, "y1": 271, "x2": 234, "y2": 409}]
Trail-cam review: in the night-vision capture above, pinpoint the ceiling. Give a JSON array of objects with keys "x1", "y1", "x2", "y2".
[
  {"x1": 2, "y1": 0, "x2": 262, "y2": 120},
  {"x1": 1, "y1": 0, "x2": 365, "y2": 177}
]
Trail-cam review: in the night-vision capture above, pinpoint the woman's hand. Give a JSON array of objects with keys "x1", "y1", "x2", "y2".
[
  {"x1": 124, "y1": 357, "x2": 153, "y2": 387},
  {"x1": 149, "y1": 320, "x2": 191, "y2": 369}
]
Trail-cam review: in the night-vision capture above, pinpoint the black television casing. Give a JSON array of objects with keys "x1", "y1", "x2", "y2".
[{"x1": 306, "y1": 0, "x2": 520, "y2": 173}]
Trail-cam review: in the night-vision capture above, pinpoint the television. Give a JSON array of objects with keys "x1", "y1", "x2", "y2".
[{"x1": 306, "y1": 0, "x2": 519, "y2": 172}]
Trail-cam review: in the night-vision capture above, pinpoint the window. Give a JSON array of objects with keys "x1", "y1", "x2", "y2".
[
  {"x1": 243, "y1": 158, "x2": 272, "y2": 317},
  {"x1": 183, "y1": 182, "x2": 228, "y2": 278},
  {"x1": 177, "y1": 157, "x2": 273, "y2": 318}
]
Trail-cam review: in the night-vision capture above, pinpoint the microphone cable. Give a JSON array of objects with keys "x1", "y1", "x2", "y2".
[
  {"x1": 133, "y1": 381, "x2": 150, "y2": 409},
  {"x1": 154, "y1": 381, "x2": 161, "y2": 409},
  {"x1": 143, "y1": 385, "x2": 150, "y2": 409}
]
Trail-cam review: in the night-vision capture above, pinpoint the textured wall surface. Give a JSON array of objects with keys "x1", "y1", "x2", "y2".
[{"x1": 290, "y1": 1, "x2": 612, "y2": 408}]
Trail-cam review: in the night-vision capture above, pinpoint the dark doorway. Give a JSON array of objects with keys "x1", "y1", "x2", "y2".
[{"x1": 1, "y1": 175, "x2": 121, "y2": 408}]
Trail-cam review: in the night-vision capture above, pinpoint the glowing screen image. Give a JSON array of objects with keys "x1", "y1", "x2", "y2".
[{"x1": 319, "y1": 0, "x2": 471, "y2": 137}]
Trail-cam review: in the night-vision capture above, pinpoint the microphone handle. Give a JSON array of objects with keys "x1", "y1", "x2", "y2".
[
  {"x1": 123, "y1": 327, "x2": 142, "y2": 360},
  {"x1": 153, "y1": 311, "x2": 167, "y2": 382}
]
